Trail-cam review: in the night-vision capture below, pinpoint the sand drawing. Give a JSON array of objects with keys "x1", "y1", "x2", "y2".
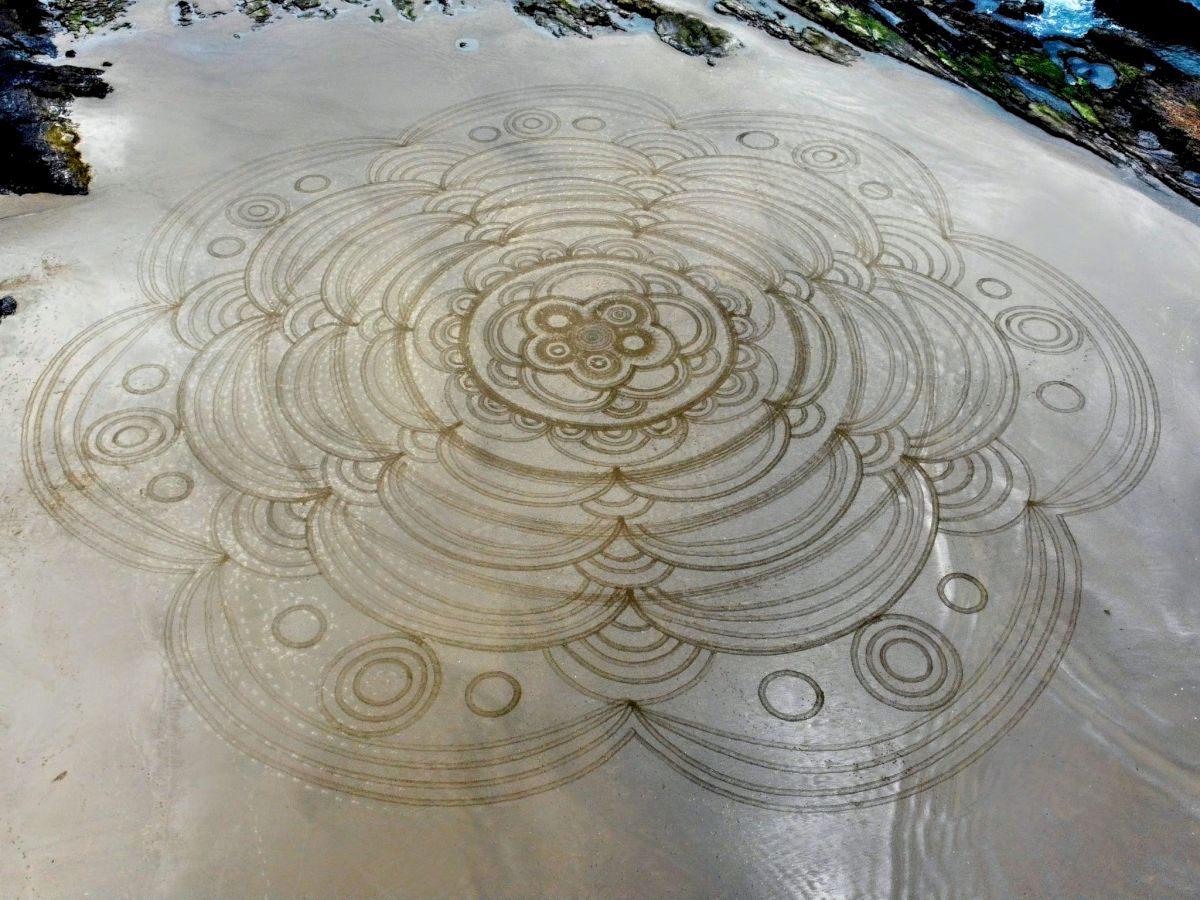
[{"x1": 23, "y1": 85, "x2": 1157, "y2": 810}]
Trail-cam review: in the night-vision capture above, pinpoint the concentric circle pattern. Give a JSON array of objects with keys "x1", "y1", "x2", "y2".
[
  {"x1": 320, "y1": 634, "x2": 439, "y2": 736},
  {"x1": 84, "y1": 408, "x2": 179, "y2": 464},
  {"x1": 23, "y1": 86, "x2": 1157, "y2": 811},
  {"x1": 852, "y1": 615, "x2": 963, "y2": 712}
]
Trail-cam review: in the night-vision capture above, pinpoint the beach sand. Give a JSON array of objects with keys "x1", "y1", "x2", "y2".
[{"x1": 2, "y1": 4, "x2": 1199, "y2": 896}]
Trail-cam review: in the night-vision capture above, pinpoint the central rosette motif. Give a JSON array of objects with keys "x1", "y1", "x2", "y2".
[
  {"x1": 445, "y1": 257, "x2": 740, "y2": 434},
  {"x1": 521, "y1": 294, "x2": 676, "y2": 395}
]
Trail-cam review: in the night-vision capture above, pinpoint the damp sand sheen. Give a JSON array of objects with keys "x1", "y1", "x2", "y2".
[{"x1": 3, "y1": 5, "x2": 1200, "y2": 897}]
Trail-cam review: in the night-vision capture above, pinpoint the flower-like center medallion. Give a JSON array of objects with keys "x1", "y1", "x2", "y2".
[
  {"x1": 450, "y1": 258, "x2": 744, "y2": 434},
  {"x1": 521, "y1": 294, "x2": 674, "y2": 392}
]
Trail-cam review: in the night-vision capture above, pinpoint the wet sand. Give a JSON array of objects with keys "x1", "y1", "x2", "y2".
[{"x1": 2, "y1": 4, "x2": 1199, "y2": 896}]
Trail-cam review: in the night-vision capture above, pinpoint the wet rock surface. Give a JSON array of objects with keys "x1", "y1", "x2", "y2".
[
  {"x1": 713, "y1": 0, "x2": 1200, "y2": 205},
  {"x1": 1095, "y1": 0, "x2": 1200, "y2": 49},
  {"x1": 712, "y1": 0, "x2": 859, "y2": 64},
  {"x1": 512, "y1": 0, "x2": 738, "y2": 60},
  {"x1": 44, "y1": 0, "x2": 134, "y2": 33},
  {"x1": 265, "y1": 0, "x2": 484, "y2": 24},
  {"x1": 1, "y1": 1, "x2": 112, "y2": 195}
]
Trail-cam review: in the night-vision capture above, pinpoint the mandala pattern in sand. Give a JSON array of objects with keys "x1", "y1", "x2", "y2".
[{"x1": 24, "y1": 86, "x2": 1157, "y2": 810}]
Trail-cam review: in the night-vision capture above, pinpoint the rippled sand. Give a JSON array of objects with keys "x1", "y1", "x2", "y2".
[{"x1": 2, "y1": 3, "x2": 1199, "y2": 896}]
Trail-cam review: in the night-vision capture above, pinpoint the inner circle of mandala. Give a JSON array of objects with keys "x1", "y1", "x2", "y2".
[
  {"x1": 455, "y1": 270, "x2": 744, "y2": 430},
  {"x1": 23, "y1": 87, "x2": 1156, "y2": 811}
]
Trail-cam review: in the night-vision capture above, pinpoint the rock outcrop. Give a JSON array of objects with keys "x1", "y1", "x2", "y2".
[
  {"x1": 712, "y1": 0, "x2": 1200, "y2": 204},
  {"x1": 1, "y1": 1, "x2": 112, "y2": 194}
]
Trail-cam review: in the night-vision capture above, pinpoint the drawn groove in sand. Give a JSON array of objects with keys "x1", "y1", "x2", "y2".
[{"x1": 23, "y1": 85, "x2": 1157, "y2": 810}]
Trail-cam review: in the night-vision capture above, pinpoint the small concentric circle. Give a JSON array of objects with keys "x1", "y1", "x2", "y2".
[
  {"x1": 758, "y1": 670, "x2": 824, "y2": 722},
  {"x1": 852, "y1": 615, "x2": 963, "y2": 712},
  {"x1": 575, "y1": 323, "x2": 616, "y2": 351},
  {"x1": 504, "y1": 108, "x2": 560, "y2": 138},
  {"x1": 226, "y1": 193, "x2": 289, "y2": 229},
  {"x1": 320, "y1": 634, "x2": 439, "y2": 736},
  {"x1": 465, "y1": 671, "x2": 521, "y2": 717},
  {"x1": 602, "y1": 303, "x2": 636, "y2": 325},
  {"x1": 996, "y1": 306, "x2": 1083, "y2": 354},
  {"x1": 354, "y1": 660, "x2": 412, "y2": 705},
  {"x1": 84, "y1": 409, "x2": 179, "y2": 465},
  {"x1": 793, "y1": 140, "x2": 860, "y2": 172}
]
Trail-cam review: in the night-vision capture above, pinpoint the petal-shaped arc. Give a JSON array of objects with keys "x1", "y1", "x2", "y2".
[
  {"x1": 309, "y1": 495, "x2": 624, "y2": 649},
  {"x1": 637, "y1": 458, "x2": 937, "y2": 652}
]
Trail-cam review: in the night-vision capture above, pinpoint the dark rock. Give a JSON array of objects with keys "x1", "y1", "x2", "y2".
[
  {"x1": 995, "y1": 1, "x2": 1044, "y2": 20},
  {"x1": 725, "y1": 0, "x2": 1199, "y2": 206},
  {"x1": 0, "y1": 296, "x2": 18, "y2": 320},
  {"x1": 44, "y1": 0, "x2": 133, "y2": 34},
  {"x1": 995, "y1": 0, "x2": 1044, "y2": 18},
  {"x1": 511, "y1": 0, "x2": 739, "y2": 59},
  {"x1": 653, "y1": 9, "x2": 737, "y2": 57},
  {"x1": 713, "y1": 0, "x2": 860, "y2": 65},
  {"x1": 512, "y1": 0, "x2": 613, "y2": 38},
  {"x1": 1096, "y1": 0, "x2": 1200, "y2": 53},
  {"x1": 1, "y1": 0, "x2": 112, "y2": 194}
]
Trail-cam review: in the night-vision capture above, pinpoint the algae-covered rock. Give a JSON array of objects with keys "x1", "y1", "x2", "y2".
[
  {"x1": 511, "y1": 0, "x2": 614, "y2": 38},
  {"x1": 713, "y1": 0, "x2": 858, "y2": 65},
  {"x1": 45, "y1": 0, "x2": 133, "y2": 34},
  {"x1": 718, "y1": 0, "x2": 1199, "y2": 205},
  {"x1": 1, "y1": 0, "x2": 111, "y2": 194},
  {"x1": 511, "y1": 0, "x2": 738, "y2": 60},
  {"x1": 652, "y1": 10, "x2": 737, "y2": 57}
]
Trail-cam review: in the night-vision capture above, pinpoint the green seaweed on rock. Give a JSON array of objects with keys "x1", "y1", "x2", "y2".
[
  {"x1": 45, "y1": 0, "x2": 132, "y2": 34},
  {"x1": 1013, "y1": 50, "x2": 1064, "y2": 84},
  {"x1": 512, "y1": 0, "x2": 738, "y2": 58},
  {"x1": 43, "y1": 122, "x2": 91, "y2": 189}
]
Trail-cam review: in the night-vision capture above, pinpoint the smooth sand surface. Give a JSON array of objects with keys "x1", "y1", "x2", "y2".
[{"x1": 2, "y1": 4, "x2": 1199, "y2": 896}]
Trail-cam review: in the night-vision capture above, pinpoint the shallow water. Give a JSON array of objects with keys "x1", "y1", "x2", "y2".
[
  {"x1": 973, "y1": 0, "x2": 1099, "y2": 38},
  {"x1": 2, "y1": 3, "x2": 1199, "y2": 897},
  {"x1": 973, "y1": 0, "x2": 1200, "y2": 73}
]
